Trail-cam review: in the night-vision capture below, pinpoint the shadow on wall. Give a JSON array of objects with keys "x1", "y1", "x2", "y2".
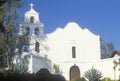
[{"x1": 0, "y1": 68, "x2": 66, "y2": 81}]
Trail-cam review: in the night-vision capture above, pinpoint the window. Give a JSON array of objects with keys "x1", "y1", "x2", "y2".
[
  {"x1": 34, "y1": 27, "x2": 39, "y2": 37},
  {"x1": 23, "y1": 44, "x2": 29, "y2": 52},
  {"x1": 35, "y1": 42, "x2": 39, "y2": 53},
  {"x1": 25, "y1": 27, "x2": 30, "y2": 35},
  {"x1": 72, "y1": 46, "x2": 76, "y2": 58},
  {"x1": 30, "y1": 16, "x2": 34, "y2": 23}
]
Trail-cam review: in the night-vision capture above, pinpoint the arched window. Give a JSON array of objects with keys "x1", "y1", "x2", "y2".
[
  {"x1": 25, "y1": 27, "x2": 30, "y2": 35},
  {"x1": 30, "y1": 16, "x2": 34, "y2": 23},
  {"x1": 23, "y1": 44, "x2": 29, "y2": 52},
  {"x1": 34, "y1": 27, "x2": 39, "y2": 37},
  {"x1": 35, "y1": 42, "x2": 39, "y2": 53},
  {"x1": 72, "y1": 46, "x2": 76, "y2": 58}
]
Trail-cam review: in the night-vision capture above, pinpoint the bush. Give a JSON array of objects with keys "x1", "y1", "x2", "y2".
[
  {"x1": 74, "y1": 77, "x2": 86, "y2": 81},
  {"x1": 101, "y1": 77, "x2": 111, "y2": 81},
  {"x1": 0, "y1": 68, "x2": 66, "y2": 81},
  {"x1": 35, "y1": 68, "x2": 65, "y2": 81},
  {"x1": 101, "y1": 77, "x2": 120, "y2": 81},
  {"x1": 84, "y1": 67, "x2": 103, "y2": 81},
  {"x1": 53, "y1": 74, "x2": 66, "y2": 81}
]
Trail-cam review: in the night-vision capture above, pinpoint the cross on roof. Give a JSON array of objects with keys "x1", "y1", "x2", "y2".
[{"x1": 30, "y1": 3, "x2": 34, "y2": 9}]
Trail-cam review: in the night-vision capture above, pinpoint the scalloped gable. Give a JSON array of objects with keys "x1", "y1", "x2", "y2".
[
  {"x1": 46, "y1": 27, "x2": 63, "y2": 39},
  {"x1": 83, "y1": 28, "x2": 99, "y2": 38},
  {"x1": 64, "y1": 22, "x2": 82, "y2": 31},
  {"x1": 46, "y1": 22, "x2": 101, "y2": 62},
  {"x1": 47, "y1": 22, "x2": 99, "y2": 38}
]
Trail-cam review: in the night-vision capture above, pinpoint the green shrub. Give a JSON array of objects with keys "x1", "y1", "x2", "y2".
[
  {"x1": 74, "y1": 77, "x2": 86, "y2": 81},
  {"x1": 101, "y1": 77, "x2": 120, "y2": 81},
  {"x1": 101, "y1": 77, "x2": 111, "y2": 81},
  {"x1": 84, "y1": 67, "x2": 103, "y2": 81},
  {"x1": 0, "y1": 68, "x2": 66, "y2": 81}
]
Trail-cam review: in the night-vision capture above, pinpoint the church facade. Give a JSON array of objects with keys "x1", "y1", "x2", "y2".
[
  {"x1": 16, "y1": 3, "x2": 120, "y2": 81},
  {"x1": 46, "y1": 22, "x2": 120, "y2": 80}
]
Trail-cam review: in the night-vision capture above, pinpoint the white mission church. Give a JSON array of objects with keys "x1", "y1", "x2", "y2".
[{"x1": 14, "y1": 3, "x2": 120, "y2": 81}]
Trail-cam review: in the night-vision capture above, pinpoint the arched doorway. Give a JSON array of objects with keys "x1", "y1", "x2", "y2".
[{"x1": 70, "y1": 65, "x2": 80, "y2": 81}]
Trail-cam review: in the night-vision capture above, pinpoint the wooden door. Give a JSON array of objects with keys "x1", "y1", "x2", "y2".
[{"x1": 70, "y1": 65, "x2": 80, "y2": 81}]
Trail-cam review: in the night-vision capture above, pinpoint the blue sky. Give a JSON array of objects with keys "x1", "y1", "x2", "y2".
[{"x1": 19, "y1": 0, "x2": 120, "y2": 50}]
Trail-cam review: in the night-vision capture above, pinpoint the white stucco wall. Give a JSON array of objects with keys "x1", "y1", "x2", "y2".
[
  {"x1": 46, "y1": 22, "x2": 120, "y2": 81},
  {"x1": 60, "y1": 56, "x2": 120, "y2": 80},
  {"x1": 46, "y1": 22, "x2": 100, "y2": 63}
]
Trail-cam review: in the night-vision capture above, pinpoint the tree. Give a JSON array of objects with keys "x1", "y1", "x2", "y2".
[
  {"x1": 100, "y1": 38, "x2": 114, "y2": 59},
  {"x1": 84, "y1": 67, "x2": 103, "y2": 81},
  {"x1": 0, "y1": 0, "x2": 25, "y2": 69},
  {"x1": 53, "y1": 64, "x2": 61, "y2": 74}
]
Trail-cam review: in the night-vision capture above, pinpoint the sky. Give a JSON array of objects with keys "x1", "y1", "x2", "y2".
[{"x1": 19, "y1": 0, "x2": 120, "y2": 50}]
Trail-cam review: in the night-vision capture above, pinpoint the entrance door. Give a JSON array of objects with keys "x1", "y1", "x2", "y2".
[{"x1": 70, "y1": 65, "x2": 80, "y2": 81}]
